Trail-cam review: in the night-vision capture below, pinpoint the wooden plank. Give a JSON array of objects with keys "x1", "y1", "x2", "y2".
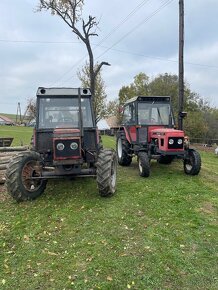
[
  {"x1": 0, "y1": 156, "x2": 12, "y2": 165},
  {"x1": 0, "y1": 137, "x2": 13, "y2": 147},
  {"x1": 0, "y1": 171, "x2": 6, "y2": 184},
  {"x1": 0, "y1": 146, "x2": 28, "y2": 152}
]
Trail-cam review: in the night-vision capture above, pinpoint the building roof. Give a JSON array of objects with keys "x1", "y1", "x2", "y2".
[
  {"x1": 105, "y1": 116, "x2": 118, "y2": 128},
  {"x1": 97, "y1": 119, "x2": 110, "y2": 130},
  {"x1": 0, "y1": 115, "x2": 14, "y2": 123}
]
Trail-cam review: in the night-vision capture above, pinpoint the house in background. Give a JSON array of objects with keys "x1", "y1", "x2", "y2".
[
  {"x1": 0, "y1": 115, "x2": 14, "y2": 126},
  {"x1": 97, "y1": 116, "x2": 119, "y2": 136}
]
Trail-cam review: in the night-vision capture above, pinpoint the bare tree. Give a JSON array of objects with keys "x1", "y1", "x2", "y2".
[{"x1": 38, "y1": 0, "x2": 110, "y2": 100}]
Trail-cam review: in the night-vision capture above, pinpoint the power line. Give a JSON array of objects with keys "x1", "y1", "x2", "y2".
[
  {"x1": 51, "y1": 0, "x2": 152, "y2": 85},
  {"x1": 60, "y1": 0, "x2": 175, "y2": 84},
  {"x1": 58, "y1": 0, "x2": 175, "y2": 84},
  {"x1": 0, "y1": 39, "x2": 80, "y2": 44},
  {"x1": 95, "y1": 0, "x2": 175, "y2": 61},
  {"x1": 96, "y1": 0, "x2": 151, "y2": 46}
]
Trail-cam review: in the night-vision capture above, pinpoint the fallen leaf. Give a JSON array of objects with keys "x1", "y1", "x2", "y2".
[
  {"x1": 2, "y1": 279, "x2": 6, "y2": 285},
  {"x1": 107, "y1": 276, "x2": 113, "y2": 281}
]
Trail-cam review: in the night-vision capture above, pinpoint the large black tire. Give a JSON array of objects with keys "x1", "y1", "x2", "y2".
[
  {"x1": 184, "y1": 149, "x2": 201, "y2": 175},
  {"x1": 158, "y1": 156, "x2": 174, "y2": 164},
  {"x1": 116, "y1": 132, "x2": 132, "y2": 166},
  {"x1": 5, "y1": 151, "x2": 47, "y2": 202},
  {"x1": 138, "y1": 152, "x2": 150, "y2": 177},
  {"x1": 96, "y1": 149, "x2": 117, "y2": 197}
]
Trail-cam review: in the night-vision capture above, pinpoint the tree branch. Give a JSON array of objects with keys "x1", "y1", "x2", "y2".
[{"x1": 94, "y1": 62, "x2": 111, "y2": 78}]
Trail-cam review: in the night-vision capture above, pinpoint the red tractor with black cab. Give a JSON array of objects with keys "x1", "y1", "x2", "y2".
[
  {"x1": 116, "y1": 96, "x2": 201, "y2": 177},
  {"x1": 6, "y1": 88, "x2": 117, "y2": 201}
]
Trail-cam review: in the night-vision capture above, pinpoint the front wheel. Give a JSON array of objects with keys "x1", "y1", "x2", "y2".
[
  {"x1": 138, "y1": 152, "x2": 150, "y2": 177},
  {"x1": 5, "y1": 151, "x2": 47, "y2": 202},
  {"x1": 97, "y1": 149, "x2": 117, "y2": 197},
  {"x1": 184, "y1": 149, "x2": 201, "y2": 175}
]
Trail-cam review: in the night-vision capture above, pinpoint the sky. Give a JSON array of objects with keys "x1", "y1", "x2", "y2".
[{"x1": 1, "y1": 0, "x2": 218, "y2": 114}]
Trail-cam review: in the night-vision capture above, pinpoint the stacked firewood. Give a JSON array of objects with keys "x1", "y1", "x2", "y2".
[{"x1": 0, "y1": 146, "x2": 28, "y2": 184}]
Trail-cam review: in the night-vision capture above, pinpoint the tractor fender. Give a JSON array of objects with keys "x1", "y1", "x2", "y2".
[{"x1": 118, "y1": 126, "x2": 131, "y2": 144}]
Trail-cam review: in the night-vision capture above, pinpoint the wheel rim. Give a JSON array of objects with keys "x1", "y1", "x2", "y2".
[
  {"x1": 117, "y1": 138, "x2": 123, "y2": 159},
  {"x1": 185, "y1": 163, "x2": 192, "y2": 171},
  {"x1": 185, "y1": 154, "x2": 193, "y2": 171},
  {"x1": 22, "y1": 160, "x2": 43, "y2": 192}
]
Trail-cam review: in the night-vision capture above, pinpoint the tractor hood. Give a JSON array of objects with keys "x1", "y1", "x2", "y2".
[
  {"x1": 150, "y1": 128, "x2": 184, "y2": 136},
  {"x1": 147, "y1": 127, "x2": 184, "y2": 142}
]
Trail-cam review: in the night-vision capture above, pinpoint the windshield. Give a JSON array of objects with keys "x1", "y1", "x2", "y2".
[
  {"x1": 38, "y1": 97, "x2": 93, "y2": 129},
  {"x1": 138, "y1": 102, "x2": 173, "y2": 125}
]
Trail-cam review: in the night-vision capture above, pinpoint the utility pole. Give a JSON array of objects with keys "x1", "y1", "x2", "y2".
[
  {"x1": 16, "y1": 102, "x2": 22, "y2": 124},
  {"x1": 178, "y1": 0, "x2": 185, "y2": 130}
]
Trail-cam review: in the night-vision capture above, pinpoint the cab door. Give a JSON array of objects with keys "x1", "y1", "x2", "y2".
[{"x1": 122, "y1": 103, "x2": 137, "y2": 143}]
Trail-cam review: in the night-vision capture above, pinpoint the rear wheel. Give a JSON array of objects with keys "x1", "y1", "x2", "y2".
[
  {"x1": 116, "y1": 132, "x2": 132, "y2": 166},
  {"x1": 138, "y1": 152, "x2": 150, "y2": 177},
  {"x1": 5, "y1": 151, "x2": 47, "y2": 202},
  {"x1": 97, "y1": 149, "x2": 117, "y2": 197},
  {"x1": 184, "y1": 149, "x2": 201, "y2": 175}
]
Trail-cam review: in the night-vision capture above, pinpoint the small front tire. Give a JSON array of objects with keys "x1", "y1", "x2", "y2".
[{"x1": 184, "y1": 149, "x2": 201, "y2": 175}]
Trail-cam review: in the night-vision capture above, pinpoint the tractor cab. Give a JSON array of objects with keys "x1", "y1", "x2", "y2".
[
  {"x1": 34, "y1": 88, "x2": 98, "y2": 165},
  {"x1": 123, "y1": 96, "x2": 174, "y2": 127}
]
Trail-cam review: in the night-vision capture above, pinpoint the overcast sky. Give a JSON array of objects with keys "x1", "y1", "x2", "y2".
[{"x1": 1, "y1": 0, "x2": 218, "y2": 114}]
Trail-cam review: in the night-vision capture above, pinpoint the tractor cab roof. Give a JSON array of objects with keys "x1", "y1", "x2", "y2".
[
  {"x1": 124, "y1": 96, "x2": 171, "y2": 105},
  {"x1": 37, "y1": 87, "x2": 91, "y2": 97}
]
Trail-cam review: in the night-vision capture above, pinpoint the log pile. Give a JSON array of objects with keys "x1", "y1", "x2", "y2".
[{"x1": 0, "y1": 146, "x2": 28, "y2": 184}]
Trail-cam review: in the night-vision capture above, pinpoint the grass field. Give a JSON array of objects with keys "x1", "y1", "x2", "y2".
[{"x1": 0, "y1": 127, "x2": 218, "y2": 289}]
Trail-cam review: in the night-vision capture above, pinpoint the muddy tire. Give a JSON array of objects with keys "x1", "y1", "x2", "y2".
[
  {"x1": 138, "y1": 152, "x2": 150, "y2": 177},
  {"x1": 158, "y1": 156, "x2": 174, "y2": 164},
  {"x1": 97, "y1": 149, "x2": 117, "y2": 197},
  {"x1": 184, "y1": 149, "x2": 201, "y2": 175},
  {"x1": 5, "y1": 151, "x2": 47, "y2": 202},
  {"x1": 116, "y1": 132, "x2": 132, "y2": 166}
]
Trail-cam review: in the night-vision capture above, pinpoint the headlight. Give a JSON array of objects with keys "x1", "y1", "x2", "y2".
[
  {"x1": 169, "y1": 139, "x2": 174, "y2": 145},
  {"x1": 70, "y1": 142, "x2": 78, "y2": 150},
  {"x1": 177, "y1": 139, "x2": 183, "y2": 145},
  {"x1": 56, "y1": 142, "x2": 65, "y2": 151}
]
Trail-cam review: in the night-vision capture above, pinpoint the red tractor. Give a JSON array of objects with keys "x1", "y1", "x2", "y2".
[
  {"x1": 116, "y1": 96, "x2": 201, "y2": 177},
  {"x1": 6, "y1": 88, "x2": 117, "y2": 201}
]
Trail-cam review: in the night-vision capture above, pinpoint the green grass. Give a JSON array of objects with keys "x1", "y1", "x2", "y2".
[
  {"x1": 0, "y1": 126, "x2": 33, "y2": 146},
  {"x1": 0, "y1": 132, "x2": 218, "y2": 289}
]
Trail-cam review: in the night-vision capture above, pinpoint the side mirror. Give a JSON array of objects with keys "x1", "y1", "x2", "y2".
[{"x1": 179, "y1": 111, "x2": 187, "y2": 118}]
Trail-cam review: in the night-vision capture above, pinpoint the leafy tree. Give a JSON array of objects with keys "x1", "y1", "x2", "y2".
[
  {"x1": 119, "y1": 73, "x2": 149, "y2": 105},
  {"x1": 78, "y1": 63, "x2": 107, "y2": 122},
  {"x1": 38, "y1": 0, "x2": 110, "y2": 102},
  {"x1": 105, "y1": 99, "x2": 119, "y2": 117}
]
